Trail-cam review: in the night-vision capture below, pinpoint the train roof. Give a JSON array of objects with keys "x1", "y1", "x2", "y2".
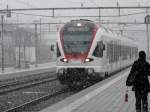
[
  {"x1": 65, "y1": 19, "x2": 96, "y2": 27},
  {"x1": 99, "y1": 25, "x2": 138, "y2": 47}
]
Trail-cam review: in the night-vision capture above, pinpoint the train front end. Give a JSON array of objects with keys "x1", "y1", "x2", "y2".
[{"x1": 56, "y1": 20, "x2": 100, "y2": 86}]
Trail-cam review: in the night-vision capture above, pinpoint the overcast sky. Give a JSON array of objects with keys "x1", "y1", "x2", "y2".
[{"x1": 0, "y1": 0, "x2": 150, "y2": 9}]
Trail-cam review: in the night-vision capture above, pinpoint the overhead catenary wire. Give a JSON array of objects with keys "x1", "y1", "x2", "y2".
[
  {"x1": 11, "y1": 10, "x2": 148, "y2": 18},
  {"x1": 4, "y1": 6, "x2": 150, "y2": 30}
]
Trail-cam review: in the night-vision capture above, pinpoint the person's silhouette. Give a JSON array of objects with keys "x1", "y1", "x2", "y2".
[{"x1": 126, "y1": 51, "x2": 150, "y2": 112}]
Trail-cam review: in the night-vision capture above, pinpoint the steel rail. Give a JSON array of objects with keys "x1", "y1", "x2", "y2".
[
  {"x1": 0, "y1": 75, "x2": 57, "y2": 95},
  {"x1": 4, "y1": 88, "x2": 68, "y2": 112}
]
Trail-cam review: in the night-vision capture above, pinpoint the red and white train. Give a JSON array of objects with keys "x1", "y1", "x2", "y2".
[{"x1": 56, "y1": 19, "x2": 138, "y2": 87}]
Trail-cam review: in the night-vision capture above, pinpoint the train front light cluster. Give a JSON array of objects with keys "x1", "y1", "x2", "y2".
[
  {"x1": 77, "y1": 23, "x2": 82, "y2": 27},
  {"x1": 63, "y1": 58, "x2": 68, "y2": 62},
  {"x1": 84, "y1": 58, "x2": 94, "y2": 62},
  {"x1": 60, "y1": 58, "x2": 68, "y2": 63},
  {"x1": 85, "y1": 58, "x2": 90, "y2": 62}
]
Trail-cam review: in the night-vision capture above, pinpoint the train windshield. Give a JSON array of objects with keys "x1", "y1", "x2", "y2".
[
  {"x1": 63, "y1": 32, "x2": 93, "y2": 54},
  {"x1": 63, "y1": 22, "x2": 94, "y2": 54}
]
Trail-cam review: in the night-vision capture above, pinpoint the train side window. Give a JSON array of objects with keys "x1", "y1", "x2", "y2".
[
  {"x1": 93, "y1": 41, "x2": 104, "y2": 57},
  {"x1": 56, "y1": 43, "x2": 61, "y2": 57}
]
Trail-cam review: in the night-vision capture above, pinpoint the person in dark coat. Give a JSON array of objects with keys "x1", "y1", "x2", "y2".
[{"x1": 126, "y1": 51, "x2": 150, "y2": 112}]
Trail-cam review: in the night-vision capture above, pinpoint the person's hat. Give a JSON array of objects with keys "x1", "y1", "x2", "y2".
[{"x1": 139, "y1": 51, "x2": 146, "y2": 59}]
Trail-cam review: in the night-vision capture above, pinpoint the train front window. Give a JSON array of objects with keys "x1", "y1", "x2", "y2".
[{"x1": 63, "y1": 32, "x2": 93, "y2": 54}]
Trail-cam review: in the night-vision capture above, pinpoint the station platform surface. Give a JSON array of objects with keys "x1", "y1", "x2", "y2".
[
  {"x1": 40, "y1": 68, "x2": 150, "y2": 112},
  {"x1": 0, "y1": 62, "x2": 56, "y2": 80}
]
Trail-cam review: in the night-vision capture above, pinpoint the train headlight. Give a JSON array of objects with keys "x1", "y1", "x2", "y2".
[
  {"x1": 60, "y1": 58, "x2": 68, "y2": 63},
  {"x1": 77, "y1": 23, "x2": 82, "y2": 27},
  {"x1": 63, "y1": 58, "x2": 68, "y2": 62},
  {"x1": 84, "y1": 58, "x2": 94, "y2": 62},
  {"x1": 85, "y1": 58, "x2": 90, "y2": 62}
]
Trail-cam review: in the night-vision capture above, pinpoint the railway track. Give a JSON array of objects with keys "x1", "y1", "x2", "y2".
[
  {"x1": 0, "y1": 72, "x2": 66, "y2": 112},
  {"x1": 0, "y1": 72, "x2": 56, "y2": 94},
  {"x1": 4, "y1": 88, "x2": 69, "y2": 112},
  {"x1": 0, "y1": 76, "x2": 57, "y2": 95}
]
